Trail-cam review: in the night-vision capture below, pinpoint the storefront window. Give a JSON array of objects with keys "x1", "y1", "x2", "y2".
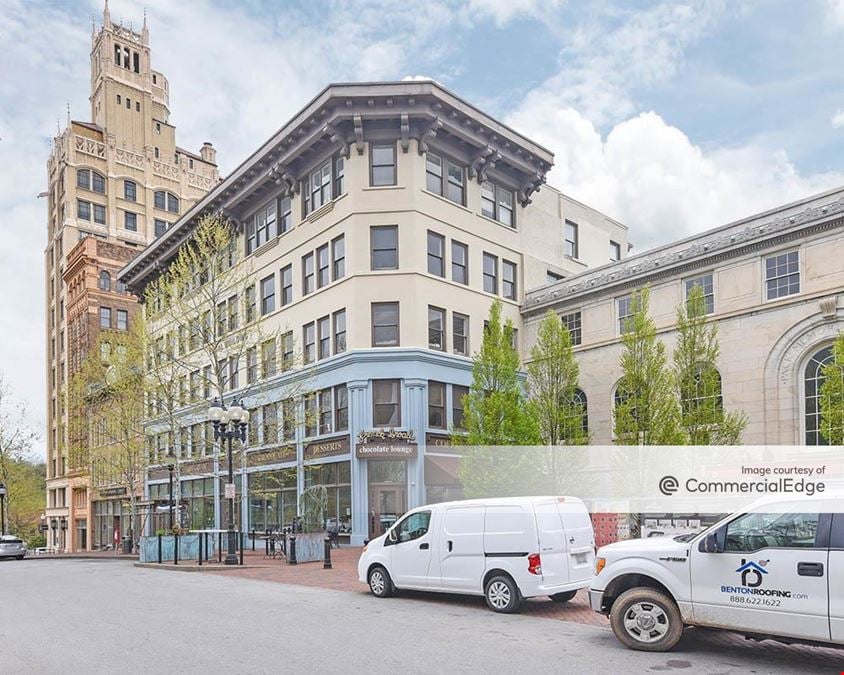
[
  {"x1": 368, "y1": 459, "x2": 407, "y2": 537},
  {"x1": 304, "y1": 461, "x2": 352, "y2": 535},
  {"x1": 248, "y1": 469, "x2": 297, "y2": 532}
]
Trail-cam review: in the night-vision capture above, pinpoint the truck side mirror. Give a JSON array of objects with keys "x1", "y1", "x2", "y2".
[{"x1": 702, "y1": 532, "x2": 723, "y2": 553}]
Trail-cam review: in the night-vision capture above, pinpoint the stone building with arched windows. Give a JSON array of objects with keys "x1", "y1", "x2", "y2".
[{"x1": 523, "y1": 186, "x2": 844, "y2": 446}]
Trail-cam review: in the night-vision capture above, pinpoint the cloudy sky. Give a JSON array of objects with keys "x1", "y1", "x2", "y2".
[{"x1": 2, "y1": 0, "x2": 844, "y2": 457}]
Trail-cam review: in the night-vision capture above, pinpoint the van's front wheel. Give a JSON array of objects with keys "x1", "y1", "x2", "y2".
[
  {"x1": 368, "y1": 566, "x2": 393, "y2": 598},
  {"x1": 610, "y1": 587, "x2": 683, "y2": 652},
  {"x1": 484, "y1": 575, "x2": 521, "y2": 613}
]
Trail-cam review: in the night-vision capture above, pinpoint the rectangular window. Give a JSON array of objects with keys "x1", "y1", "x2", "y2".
[
  {"x1": 333, "y1": 309, "x2": 346, "y2": 354},
  {"x1": 332, "y1": 235, "x2": 345, "y2": 280},
  {"x1": 303, "y1": 323, "x2": 316, "y2": 364},
  {"x1": 92, "y1": 172, "x2": 105, "y2": 194},
  {"x1": 370, "y1": 225, "x2": 398, "y2": 270},
  {"x1": 227, "y1": 295, "x2": 238, "y2": 332},
  {"x1": 93, "y1": 203, "x2": 105, "y2": 225},
  {"x1": 246, "y1": 347, "x2": 258, "y2": 384},
  {"x1": 281, "y1": 398, "x2": 295, "y2": 441},
  {"x1": 427, "y1": 231, "x2": 445, "y2": 277},
  {"x1": 426, "y1": 153, "x2": 465, "y2": 205},
  {"x1": 372, "y1": 302, "x2": 399, "y2": 347},
  {"x1": 483, "y1": 253, "x2": 498, "y2": 294},
  {"x1": 279, "y1": 196, "x2": 293, "y2": 234},
  {"x1": 302, "y1": 252, "x2": 315, "y2": 295},
  {"x1": 124, "y1": 211, "x2": 137, "y2": 232},
  {"x1": 446, "y1": 160, "x2": 465, "y2": 205},
  {"x1": 228, "y1": 357, "x2": 239, "y2": 391},
  {"x1": 318, "y1": 388, "x2": 333, "y2": 435},
  {"x1": 304, "y1": 158, "x2": 333, "y2": 216},
  {"x1": 451, "y1": 241, "x2": 468, "y2": 284},
  {"x1": 99, "y1": 306, "x2": 111, "y2": 328},
  {"x1": 547, "y1": 270, "x2": 564, "y2": 284},
  {"x1": 453, "y1": 385, "x2": 468, "y2": 430},
  {"x1": 617, "y1": 295, "x2": 634, "y2": 335},
  {"x1": 154, "y1": 219, "x2": 168, "y2": 237},
  {"x1": 453, "y1": 312, "x2": 469, "y2": 356},
  {"x1": 116, "y1": 309, "x2": 128, "y2": 331},
  {"x1": 260, "y1": 275, "x2": 275, "y2": 315},
  {"x1": 685, "y1": 274, "x2": 715, "y2": 315},
  {"x1": 426, "y1": 153, "x2": 442, "y2": 194},
  {"x1": 124, "y1": 180, "x2": 136, "y2": 202},
  {"x1": 154, "y1": 191, "x2": 166, "y2": 210},
  {"x1": 428, "y1": 306, "x2": 445, "y2": 351},
  {"x1": 765, "y1": 250, "x2": 800, "y2": 300},
  {"x1": 281, "y1": 331, "x2": 294, "y2": 371},
  {"x1": 565, "y1": 220, "x2": 579, "y2": 258},
  {"x1": 304, "y1": 394, "x2": 317, "y2": 437},
  {"x1": 370, "y1": 144, "x2": 397, "y2": 186},
  {"x1": 560, "y1": 311, "x2": 582, "y2": 346},
  {"x1": 333, "y1": 155, "x2": 345, "y2": 198},
  {"x1": 334, "y1": 384, "x2": 349, "y2": 432},
  {"x1": 428, "y1": 381, "x2": 445, "y2": 429},
  {"x1": 373, "y1": 379, "x2": 401, "y2": 427},
  {"x1": 481, "y1": 181, "x2": 514, "y2": 227},
  {"x1": 246, "y1": 200, "x2": 277, "y2": 255},
  {"x1": 216, "y1": 301, "x2": 227, "y2": 338},
  {"x1": 610, "y1": 240, "x2": 621, "y2": 262},
  {"x1": 262, "y1": 404, "x2": 278, "y2": 445},
  {"x1": 318, "y1": 315, "x2": 331, "y2": 360},
  {"x1": 77, "y1": 169, "x2": 90, "y2": 190},
  {"x1": 317, "y1": 244, "x2": 330, "y2": 288},
  {"x1": 261, "y1": 339, "x2": 277, "y2": 379},
  {"x1": 502, "y1": 260, "x2": 517, "y2": 300},
  {"x1": 245, "y1": 285, "x2": 256, "y2": 323},
  {"x1": 280, "y1": 264, "x2": 293, "y2": 306},
  {"x1": 77, "y1": 200, "x2": 91, "y2": 220}
]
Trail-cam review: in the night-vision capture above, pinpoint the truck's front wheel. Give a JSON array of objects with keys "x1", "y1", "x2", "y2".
[{"x1": 609, "y1": 587, "x2": 683, "y2": 652}]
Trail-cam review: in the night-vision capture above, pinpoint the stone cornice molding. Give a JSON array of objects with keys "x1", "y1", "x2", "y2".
[{"x1": 524, "y1": 196, "x2": 844, "y2": 315}]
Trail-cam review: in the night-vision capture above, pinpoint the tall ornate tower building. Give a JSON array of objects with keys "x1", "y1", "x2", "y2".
[{"x1": 44, "y1": 3, "x2": 219, "y2": 552}]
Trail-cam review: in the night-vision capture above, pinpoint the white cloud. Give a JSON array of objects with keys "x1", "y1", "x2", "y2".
[
  {"x1": 465, "y1": 0, "x2": 566, "y2": 26},
  {"x1": 828, "y1": 0, "x2": 844, "y2": 27},
  {"x1": 508, "y1": 102, "x2": 844, "y2": 248},
  {"x1": 832, "y1": 109, "x2": 844, "y2": 129}
]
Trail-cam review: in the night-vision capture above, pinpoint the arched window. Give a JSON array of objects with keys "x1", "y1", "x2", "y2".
[
  {"x1": 680, "y1": 364, "x2": 723, "y2": 416},
  {"x1": 566, "y1": 388, "x2": 588, "y2": 436},
  {"x1": 98, "y1": 270, "x2": 111, "y2": 291},
  {"x1": 77, "y1": 168, "x2": 105, "y2": 194},
  {"x1": 804, "y1": 345, "x2": 835, "y2": 445},
  {"x1": 154, "y1": 190, "x2": 180, "y2": 214}
]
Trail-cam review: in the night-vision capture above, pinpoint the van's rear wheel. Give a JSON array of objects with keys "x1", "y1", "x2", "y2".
[
  {"x1": 368, "y1": 566, "x2": 393, "y2": 598},
  {"x1": 484, "y1": 575, "x2": 521, "y2": 613},
  {"x1": 549, "y1": 590, "x2": 577, "y2": 603},
  {"x1": 610, "y1": 587, "x2": 683, "y2": 652}
]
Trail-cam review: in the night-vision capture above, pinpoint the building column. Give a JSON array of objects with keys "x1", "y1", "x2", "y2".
[
  {"x1": 348, "y1": 379, "x2": 369, "y2": 546},
  {"x1": 404, "y1": 378, "x2": 427, "y2": 510}
]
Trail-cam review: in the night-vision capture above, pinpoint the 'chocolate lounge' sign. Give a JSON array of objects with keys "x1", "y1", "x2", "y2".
[{"x1": 356, "y1": 429, "x2": 418, "y2": 459}]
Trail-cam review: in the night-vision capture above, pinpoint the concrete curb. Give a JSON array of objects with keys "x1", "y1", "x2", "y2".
[
  {"x1": 23, "y1": 555, "x2": 138, "y2": 562},
  {"x1": 133, "y1": 562, "x2": 271, "y2": 572}
]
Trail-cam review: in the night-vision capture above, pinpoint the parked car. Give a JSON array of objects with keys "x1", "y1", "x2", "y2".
[
  {"x1": 358, "y1": 496, "x2": 596, "y2": 613},
  {"x1": 0, "y1": 535, "x2": 27, "y2": 560},
  {"x1": 589, "y1": 495, "x2": 844, "y2": 652}
]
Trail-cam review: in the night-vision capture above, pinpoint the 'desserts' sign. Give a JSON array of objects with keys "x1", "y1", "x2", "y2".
[{"x1": 355, "y1": 429, "x2": 418, "y2": 459}]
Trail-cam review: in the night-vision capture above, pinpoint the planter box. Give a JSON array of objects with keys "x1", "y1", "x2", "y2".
[
  {"x1": 288, "y1": 532, "x2": 325, "y2": 563},
  {"x1": 139, "y1": 534, "x2": 214, "y2": 563}
]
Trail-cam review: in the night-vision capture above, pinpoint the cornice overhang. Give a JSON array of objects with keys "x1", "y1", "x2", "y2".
[
  {"x1": 118, "y1": 81, "x2": 554, "y2": 295},
  {"x1": 523, "y1": 193, "x2": 844, "y2": 317}
]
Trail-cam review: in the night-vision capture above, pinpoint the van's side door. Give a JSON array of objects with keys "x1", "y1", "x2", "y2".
[
  {"x1": 690, "y1": 511, "x2": 829, "y2": 641},
  {"x1": 534, "y1": 501, "x2": 569, "y2": 588},
  {"x1": 829, "y1": 513, "x2": 844, "y2": 643},
  {"x1": 387, "y1": 510, "x2": 433, "y2": 590},
  {"x1": 439, "y1": 505, "x2": 486, "y2": 592}
]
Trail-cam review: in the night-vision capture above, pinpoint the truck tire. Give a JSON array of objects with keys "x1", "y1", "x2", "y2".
[
  {"x1": 549, "y1": 590, "x2": 577, "y2": 603},
  {"x1": 484, "y1": 574, "x2": 522, "y2": 613},
  {"x1": 609, "y1": 587, "x2": 683, "y2": 652},
  {"x1": 368, "y1": 565, "x2": 394, "y2": 598}
]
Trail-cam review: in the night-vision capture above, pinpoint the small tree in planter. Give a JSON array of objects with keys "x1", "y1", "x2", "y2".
[{"x1": 291, "y1": 485, "x2": 328, "y2": 562}]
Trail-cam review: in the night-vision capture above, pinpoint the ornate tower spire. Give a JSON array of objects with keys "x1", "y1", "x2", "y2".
[
  {"x1": 103, "y1": 0, "x2": 111, "y2": 29},
  {"x1": 142, "y1": 7, "x2": 149, "y2": 45}
]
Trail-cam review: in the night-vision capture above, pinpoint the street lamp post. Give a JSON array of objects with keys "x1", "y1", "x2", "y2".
[
  {"x1": 0, "y1": 482, "x2": 7, "y2": 535},
  {"x1": 208, "y1": 397, "x2": 249, "y2": 565},
  {"x1": 166, "y1": 462, "x2": 175, "y2": 531}
]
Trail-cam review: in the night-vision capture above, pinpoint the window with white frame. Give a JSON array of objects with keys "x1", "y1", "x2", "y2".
[
  {"x1": 617, "y1": 295, "x2": 633, "y2": 334},
  {"x1": 427, "y1": 231, "x2": 445, "y2": 277},
  {"x1": 565, "y1": 220, "x2": 578, "y2": 258},
  {"x1": 610, "y1": 240, "x2": 621, "y2": 262},
  {"x1": 428, "y1": 306, "x2": 446, "y2": 351},
  {"x1": 560, "y1": 311, "x2": 582, "y2": 346},
  {"x1": 685, "y1": 273, "x2": 714, "y2": 315},
  {"x1": 481, "y1": 181, "x2": 515, "y2": 227},
  {"x1": 426, "y1": 152, "x2": 465, "y2": 205},
  {"x1": 370, "y1": 144, "x2": 397, "y2": 186},
  {"x1": 765, "y1": 250, "x2": 800, "y2": 300},
  {"x1": 502, "y1": 260, "x2": 517, "y2": 300},
  {"x1": 453, "y1": 313, "x2": 469, "y2": 356},
  {"x1": 246, "y1": 200, "x2": 277, "y2": 255}
]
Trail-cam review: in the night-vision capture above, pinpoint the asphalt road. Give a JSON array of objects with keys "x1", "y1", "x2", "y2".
[{"x1": 1, "y1": 558, "x2": 842, "y2": 674}]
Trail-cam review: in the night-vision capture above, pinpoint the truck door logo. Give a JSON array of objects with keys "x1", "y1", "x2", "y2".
[{"x1": 735, "y1": 559, "x2": 769, "y2": 588}]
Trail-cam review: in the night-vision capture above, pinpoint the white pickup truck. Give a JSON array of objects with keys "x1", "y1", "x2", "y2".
[{"x1": 589, "y1": 498, "x2": 843, "y2": 652}]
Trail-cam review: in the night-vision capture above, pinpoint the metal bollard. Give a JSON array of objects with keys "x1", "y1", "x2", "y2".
[
  {"x1": 198, "y1": 533, "x2": 203, "y2": 566},
  {"x1": 251, "y1": 529, "x2": 256, "y2": 551},
  {"x1": 174, "y1": 532, "x2": 179, "y2": 566},
  {"x1": 324, "y1": 537, "x2": 332, "y2": 569},
  {"x1": 218, "y1": 532, "x2": 222, "y2": 563},
  {"x1": 240, "y1": 532, "x2": 244, "y2": 566},
  {"x1": 288, "y1": 535, "x2": 297, "y2": 565},
  {"x1": 157, "y1": 533, "x2": 162, "y2": 564}
]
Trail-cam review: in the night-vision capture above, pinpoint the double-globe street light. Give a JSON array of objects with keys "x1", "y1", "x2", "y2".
[{"x1": 208, "y1": 398, "x2": 249, "y2": 565}]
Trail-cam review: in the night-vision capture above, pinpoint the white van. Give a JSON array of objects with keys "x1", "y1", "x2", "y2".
[
  {"x1": 358, "y1": 496, "x2": 596, "y2": 612},
  {"x1": 590, "y1": 496, "x2": 844, "y2": 652}
]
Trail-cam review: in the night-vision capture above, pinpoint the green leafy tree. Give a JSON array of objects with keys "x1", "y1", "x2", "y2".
[
  {"x1": 673, "y1": 285, "x2": 747, "y2": 444},
  {"x1": 457, "y1": 300, "x2": 540, "y2": 498},
  {"x1": 614, "y1": 287, "x2": 684, "y2": 445},
  {"x1": 526, "y1": 310, "x2": 587, "y2": 491},
  {"x1": 819, "y1": 333, "x2": 844, "y2": 445}
]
